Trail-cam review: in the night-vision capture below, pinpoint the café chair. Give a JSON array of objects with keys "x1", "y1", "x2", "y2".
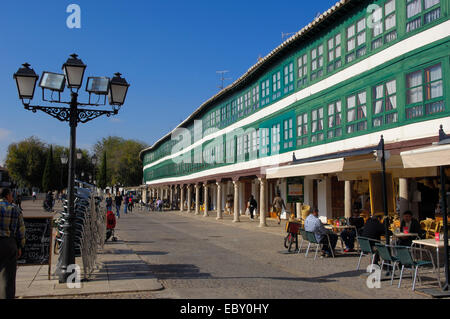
[
  {"x1": 356, "y1": 236, "x2": 381, "y2": 271},
  {"x1": 374, "y1": 243, "x2": 399, "y2": 285},
  {"x1": 305, "y1": 231, "x2": 335, "y2": 260},
  {"x1": 395, "y1": 246, "x2": 434, "y2": 291},
  {"x1": 298, "y1": 228, "x2": 307, "y2": 254}
]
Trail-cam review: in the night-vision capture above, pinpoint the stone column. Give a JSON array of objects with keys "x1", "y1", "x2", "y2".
[
  {"x1": 345, "y1": 180, "x2": 352, "y2": 218},
  {"x1": 399, "y1": 178, "x2": 409, "y2": 215},
  {"x1": 203, "y1": 183, "x2": 209, "y2": 217},
  {"x1": 259, "y1": 177, "x2": 267, "y2": 227},
  {"x1": 169, "y1": 186, "x2": 173, "y2": 209},
  {"x1": 187, "y1": 185, "x2": 192, "y2": 213},
  {"x1": 233, "y1": 180, "x2": 240, "y2": 223},
  {"x1": 195, "y1": 184, "x2": 200, "y2": 215},
  {"x1": 180, "y1": 185, "x2": 184, "y2": 212},
  {"x1": 216, "y1": 182, "x2": 222, "y2": 220}
]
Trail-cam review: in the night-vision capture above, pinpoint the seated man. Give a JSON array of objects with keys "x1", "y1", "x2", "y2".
[
  {"x1": 341, "y1": 209, "x2": 365, "y2": 252},
  {"x1": 304, "y1": 208, "x2": 338, "y2": 257},
  {"x1": 360, "y1": 214, "x2": 390, "y2": 265},
  {"x1": 398, "y1": 210, "x2": 425, "y2": 246}
]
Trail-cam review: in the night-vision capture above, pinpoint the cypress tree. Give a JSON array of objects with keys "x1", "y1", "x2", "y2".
[{"x1": 98, "y1": 151, "x2": 107, "y2": 190}]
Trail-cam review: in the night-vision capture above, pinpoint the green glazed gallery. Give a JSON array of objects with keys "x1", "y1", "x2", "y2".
[{"x1": 139, "y1": 0, "x2": 450, "y2": 225}]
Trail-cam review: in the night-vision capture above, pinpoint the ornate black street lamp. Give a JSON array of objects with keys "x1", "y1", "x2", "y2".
[
  {"x1": 13, "y1": 54, "x2": 130, "y2": 284},
  {"x1": 91, "y1": 154, "x2": 98, "y2": 185}
]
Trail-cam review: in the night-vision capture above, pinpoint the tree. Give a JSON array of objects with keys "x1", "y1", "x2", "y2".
[
  {"x1": 93, "y1": 136, "x2": 147, "y2": 187},
  {"x1": 97, "y1": 151, "x2": 107, "y2": 189},
  {"x1": 5, "y1": 136, "x2": 46, "y2": 189},
  {"x1": 42, "y1": 145, "x2": 57, "y2": 192}
]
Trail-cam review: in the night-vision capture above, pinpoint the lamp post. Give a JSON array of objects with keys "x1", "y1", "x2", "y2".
[
  {"x1": 76, "y1": 150, "x2": 82, "y2": 181},
  {"x1": 91, "y1": 154, "x2": 97, "y2": 186},
  {"x1": 60, "y1": 152, "x2": 68, "y2": 192},
  {"x1": 13, "y1": 54, "x2": 130, "y2": 284}
]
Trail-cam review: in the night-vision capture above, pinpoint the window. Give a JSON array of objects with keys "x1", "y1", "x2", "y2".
[
  {"x1": 371, "y1": 0, "x2": 397, "y2": 50},
  {"x1": 237, "y1": 135, "x2": 244, "y2": 160},
  {"x1": 237, "y1": 96, "x2": 244, "y2": 118},
  {"x1": 311, "y1": 44, "x2": 324, "y2": 81},
  {"x1": 406, "y1": 0, "x2": 441, "y2": 33},
  {"x1": 283, "y1": 62, "x2": 294, "y2": 94},
  {"x1": 215, "y1": 109, "x2": 220, "y2": 126},
  {"x1": 346, "y1": 18, "x2": 366, "y2": 63},
  {"x1": 297, "y1": 54, "x2": 308, "y2": 88},
  {"x1": 252, "y1": 86, "x2": 260, "y2": 111},
  {"x1": 261, "y1": 79, "x2": 270, "y2": 106},
  {"x1": 231, "y1": 99, "x2": 237, "y2": 121},
  {"x1": 283, "y1": 118, "x2": 294, "y2": 149},
  {"x1": 271, "y1": 124, "x2": 281, "y2": 153},
  {"x1": 327, "y1": 33, "x2": 342, "y2": 73},
  {"x1": 327, "y1": 101, "x2": 342, "y2": 139},
  {"x1": 226, "y1": 137, "x2": 235, "y2": 163},
  {"x1": 372, "y1": 79, "x2": 398, "y2": 127},
  {"x1": 260, "y1": 128, "x2": 269, "y2": 156},
  {"x1": 406, "y1": 63, "x2": 444, "y2": 119},
  {"x1": 311, "y1": 107, "x2": 324, "y2": 143},
  {"x1": 221, "y1": 106, "x2": 227, "y2": 124},
  {"x1": 297, "y1": 113, "x2": 309, "y2": 146},
  {"x1": 272, "y1": 71, "x2": 282, "y2": 100},
  {"x1": 346, "y1": 91, "x2": 367, "y2": 133},
  {"x1": 210, "y1": 112, "x2": 215, "y2": 127},
  {"x1": 226, "y1": 103, "x2": 231, "y2": 123},
  {"x1": 251, "y1": 129, "x2": 260, "y2": 155},
  {"x1": 244, "y1": 91, "x2": 251, "y2": 115}
]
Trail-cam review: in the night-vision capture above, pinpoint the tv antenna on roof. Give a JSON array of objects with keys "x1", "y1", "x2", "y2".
[
  {"x1": 281, "y1": 32, "x2": 296, "y2": 41},
  {"x1": 216, "y1": 70, "x2": 231, "y2": 90}
]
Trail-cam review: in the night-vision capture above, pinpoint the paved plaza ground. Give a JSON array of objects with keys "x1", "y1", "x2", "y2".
[{"x1": 14, "y1": 197, "x2": 449, "y2": 299}]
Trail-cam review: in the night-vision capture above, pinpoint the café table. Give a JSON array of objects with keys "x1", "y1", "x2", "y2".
[
  {"x1": 412, "y1": 238, "x2": 450, "y2": 288},
  {"x1": 324, "y1": 225, "x2": 357, "y2": 252}
]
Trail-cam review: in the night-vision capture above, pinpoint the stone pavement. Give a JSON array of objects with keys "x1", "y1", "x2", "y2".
[{"x1": 15, "y1": 198, "x2": 163, "y2": 299}]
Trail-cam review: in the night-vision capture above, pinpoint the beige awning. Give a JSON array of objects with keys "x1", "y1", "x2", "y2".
[
  {"x1": 266, "y1": 158, "x2": 344, "y2": 179},
  {"x1": 401, "y1": 144, "x2": 450, "y2": 168}
]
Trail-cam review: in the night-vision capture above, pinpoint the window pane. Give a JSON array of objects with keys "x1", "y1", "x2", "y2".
[
  {"x1": 427, "y1": 64, "x2": 442, "y2": 81},
  {"x1": 347, "y1": 25, "x2": 355, "y2": 38},
  {"x1": 374, "y1": 100, "x2": 383, "y2": 114},
  {"x1": 385, "y1": 14, "x2": 396, "y2": 30},
  {"x1": 424, "y1": 0, "x2": 440, "y2": 10},
  {"x1": 385, "y1": 0, "x2": 395, "y2": 15},
  {"x1": 407, "y1": 71, "x2": 422, "y2": 88},
  {"x1": 429, "y1": 80, "x2": 443, "y2": 99},
  {"x1": 347, "y1": 95, "x2": 356, "y2": 109},
  {"x1": 348, "y1": 109, "x2": 356, "y2": 122},
  {"x1": 407, "y1": 0, "x2": 422, "y2": 18},
  {"x1": 408, "y1": 87, "x2": 423, "y2": 104},
  {"x1": 357, "y1": 18, "x2": 365, "y2": 32},
  {"x1": 386, "y1": 80, "x2": 396, "y2": 94}
]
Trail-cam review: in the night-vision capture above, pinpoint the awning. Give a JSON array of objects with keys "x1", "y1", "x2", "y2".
[
  {"x1": 266, "y1": 158, "x2": 344, "y2": 179},
  {"x1": 401, "y1": 144, "x2": 450, "y2": 168}
]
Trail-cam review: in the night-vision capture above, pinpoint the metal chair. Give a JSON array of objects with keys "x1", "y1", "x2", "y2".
[
  {"x1": 356, "y1": 236, "x2": 380, "y2": 271},
  {"x1": 395, "y1": 245, "x2": 434, "y2": 291},
  {"x1": 305, "y1": 231, "x2": 320, "y2": 259},
  {"x1": 298, "y1": 228, "x2": 307, "y2": 254},
  {"x1": 374, "y1": 243, "x2": 399, "y2": 285}
]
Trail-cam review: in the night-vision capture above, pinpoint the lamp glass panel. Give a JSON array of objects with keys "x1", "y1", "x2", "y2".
[
  {"x1": 17, "y1": 76, "x2": 37, "y2": 98},
  {"x1": 40, "y1": 72, "x2": 65, "y2": 91},
  {"x1": 109, "y1": 84, "x2": 127, "y2": 105},
  {"x1": 64, "y1": 65, "x2": 84, "y2": 88},
  {"x1": 87, "y1": 77, "x2": 109, "y2": 94}
]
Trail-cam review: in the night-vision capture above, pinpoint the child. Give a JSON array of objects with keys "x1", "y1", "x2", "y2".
[{"x1": 105, "y1": 210, "x2": 117, "y2": 242}]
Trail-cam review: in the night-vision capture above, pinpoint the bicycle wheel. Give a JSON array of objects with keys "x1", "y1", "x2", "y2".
[{"x1": 284, "y1": 234, "x2": 291, "y2": 249}]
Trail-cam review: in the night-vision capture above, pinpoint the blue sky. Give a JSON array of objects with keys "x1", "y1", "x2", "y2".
[{"x1": 0, "y1": 0, "x2": 337, "y2": 165}]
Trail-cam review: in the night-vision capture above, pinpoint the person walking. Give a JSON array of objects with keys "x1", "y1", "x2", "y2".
[
  {"x1": 105, "y1": 193, "x2": 113, "y2": 212},
  {"x1": 32, "y1": 191, "x2": 36, "y2": 202},
  {"x1": 272, "y1": 192, "x2": 286, "y2": 225},
  {"x1": 114, "y1": 193, "x2": 122, "y2": 218},
  {"x1": 247, "y1": 195, "x2": 258, "y2": 221},
  {"x1": 128, "y1": 195, "x2": 133, "y2": 213},
  {"x1": 0, "y1": 188, "x2": 26, "y2": 299},
  {"x1": 123, "y1": 194, "x2": 129, "y2": 215}
]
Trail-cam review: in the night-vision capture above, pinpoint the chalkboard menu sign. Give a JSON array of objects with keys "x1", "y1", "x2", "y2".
[{"x1": 17, "y1": 217, "x2": 53, "y2": 279}]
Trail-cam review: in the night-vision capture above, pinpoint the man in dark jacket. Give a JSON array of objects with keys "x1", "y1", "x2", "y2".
[
  {"x1": 247, "y1": 195, "x2": 257, "y2": 220},
  {"x1": 361, "y1": 214, "x2": 388, "y2": 265},
  {"x1": 398, "y1": 210, "x2": 425, "y2": 246}
]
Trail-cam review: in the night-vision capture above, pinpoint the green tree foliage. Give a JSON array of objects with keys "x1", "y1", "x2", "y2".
[
  {"x1": 42, "y1": 145, "x2": 56, "y2": 192},
  {"x1": 97, "y1": 151, "x2": 107, "y2": 189},
  {"x1": 5, "y1": 136, "x2": 46, "y2": 188},
  {"x1": 94, "y1": 136, "x2": 147, "y2": 187}
]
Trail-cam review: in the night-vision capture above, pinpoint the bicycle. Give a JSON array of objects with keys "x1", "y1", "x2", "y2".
[{"x1": 283, "y1": 221, "x2": 301, "y2": 252}]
